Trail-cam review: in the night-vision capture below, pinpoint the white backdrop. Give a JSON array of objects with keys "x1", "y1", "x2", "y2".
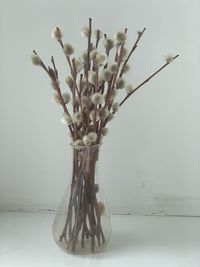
[{"x1": 0, "y1": 0, "x2": 200, "y2": 215}]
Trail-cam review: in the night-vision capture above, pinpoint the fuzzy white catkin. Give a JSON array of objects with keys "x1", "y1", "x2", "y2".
[
  {"x1": 91, "y1": 92, "x2": 104, "y2": 105},
  {"x1": 119, "y1": 47, "x2": 128, "y2": 58},
  {"x1": 61, "y1": 113, "x2": 72, "y2": 125},
  {"x1": 30, "y1": 54, "x2": 41, "y2": 66},
  {"x1": 87, "y1": 132, "x2": 97, "y2": 142},
  {"x1": 73, "y1": 111, "x2": 82, "y2": 123},
  {"x1": 114, "y1": 32, "x2": 127, "y2": 44},
  {"x1": 98, "y1": 107, "x2": 110, "y2": 119},
  {"x1": 81, "y1": 96, "x2": 90, "y2": 107},
  {"x1": 75, "y1": 59, "x2": 83, "y2": 72},
  {"x1": 123, "y1": 64, "x2": 130, "y2": 73},
  {"x1": 77, "y1": 130, "x2": 84, "y2": 139},
  {"x1": 110, "y1": 88, "x2": 118, "y2": 100},
  {"x1": 96, "y1": 53, "x2": 107, "y2": 66},
  {"x1": 88, "y1": 71, "x2": 96, "y2": 85},
  {"x1": 90, "y1": 49, "x2": 98, "y2": 59},
  {"x1": 82, "y1": 135, "x2": 91, "y2": 146},
  {"x1": 63, "y1": 43, "x2": 74, "y2": 56},
  {"x1": 81, "y1": 51, "x2": 88, "y2": 64},
  {"x1": 68, "y1": 131, "x2": 74, "y2": 142},
  {"x1": 71, "y1": 96, "x2": 79, "y2": 106},
  {"x1": 103, "y1": 38, "x2": 115, "y2": 50},
  {"x1": 89, "y1": 110, "x2": 100, "y2": 121},
  {"x1": 93, "y1": 29, "x2": 103, "y2": 39},
  {"x1": 109, "y1": 62, "x2": 118, "y2": 73},
  {"x1": 51, "y1": 80, "x2": 60, "y2": 90},
  {"x1": 81, "y1": 27, "x2": 89, "y2": 38},
  {"x1": 51, "y1": 93, "x2": 60, "y2": 104},
  {"x1": 101, "y1": 127, "x2": 108, "y2": 136},
  {"x1": 80, "y1": 78, "x2": 87, "y2": 92},
  {"x1": 112, "y1": 102, "x2": 120, "y2": 112},
  {"x1": 74, "y1": 139, "x2": 84, "y2": 147},
  {"x1": 163, "y1": 54, "x2": 174, "y2": 63},
  {"x1": 51, "y1": 27, "x2": 63, "y2": 40},
  {"x1": 101, "y1": 69, "x2": 112, "y2": 81},
  {"x1": 65, "y1": 76, "x2": 73, "y2": 89},
  {"x1": 126, "y1": 84, "x2": 134, "y2": 94},
  {"x1": 107, "y1": 113, "x2": 114, "y2": 122},
  {"x1": 62, "y1": 92, "x2": 71, "y2": 104},
  {"x1": 116, "y1": 78, "x2": 126, "y2": 89}
]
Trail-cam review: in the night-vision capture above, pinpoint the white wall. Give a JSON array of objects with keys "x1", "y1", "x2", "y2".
[{"x1": 0, "y1": 0, "x2": 200, "y2": 215}]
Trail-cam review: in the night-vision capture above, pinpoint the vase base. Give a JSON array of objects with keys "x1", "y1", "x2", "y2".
[{"x1": 54, "y1": 237, "x2": 109, "y2": 255}]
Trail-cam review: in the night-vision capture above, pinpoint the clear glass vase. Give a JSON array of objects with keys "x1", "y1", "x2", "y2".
[{"x1": 52, "y1": 144, "x2": 111, "y2": 254}]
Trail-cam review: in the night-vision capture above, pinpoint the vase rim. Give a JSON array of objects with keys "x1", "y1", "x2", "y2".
[{"x1": 70, "y1": 142, "x2": 103, "y2": 149}]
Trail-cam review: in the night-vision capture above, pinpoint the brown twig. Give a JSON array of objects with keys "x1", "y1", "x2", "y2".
[
  {"x1": 119, "y1": 55, "x2": 179, "y2": 106},
  {"x1": 119, "y1": 27, "x2": 146, "y2": 77}
]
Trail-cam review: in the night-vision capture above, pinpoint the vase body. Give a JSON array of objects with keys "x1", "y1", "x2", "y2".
[{"x1": 52, "y1": 144, "x2": 111, "y2": 254}]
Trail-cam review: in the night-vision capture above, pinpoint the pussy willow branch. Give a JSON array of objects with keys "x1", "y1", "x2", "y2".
[
  {"x1": 71, "y1": 59, "x2": 86, "y2": 129},
  {"x1": 95, "y1": 29, "x2": 100, "y2": 49},
  {"x1": 119, "y1": 54, "x2": 179, "y2": 106},
  {"x1": 33, "y1": 50, "x2": 74, "y2": 138},
  {"x1": 51, "y1": 56, "x2": 58, "y2": 80},
  {"x1": 87, "y1": 18, "x2": 92, "y2": 71},
  {"x1": 119, "y1": 27, "x2": 146, "y2": 77}
]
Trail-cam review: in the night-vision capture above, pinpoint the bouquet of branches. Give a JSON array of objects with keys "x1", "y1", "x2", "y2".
[{"x1": 31, "y1": 18, "x2": 178, "y2": 253}]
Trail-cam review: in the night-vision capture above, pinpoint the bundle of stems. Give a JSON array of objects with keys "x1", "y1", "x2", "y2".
[{"x1": 31, "y1": 18, "x2": 179, "y2": 252}]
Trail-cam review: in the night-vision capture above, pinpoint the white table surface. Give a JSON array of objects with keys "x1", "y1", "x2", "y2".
[{"x1": 0, "y1": 212, "x2": 199, "y2": 267}]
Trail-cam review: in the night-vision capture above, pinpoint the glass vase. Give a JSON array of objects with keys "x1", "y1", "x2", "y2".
[{"x1": 52, "y1": 144, "x2": 111, "y2": 254}]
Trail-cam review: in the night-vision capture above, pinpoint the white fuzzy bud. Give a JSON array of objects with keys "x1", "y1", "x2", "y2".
[
  {"x1": 98, "y1": 201, "x2": 105, "y2": 215},
  {"x1": 107, "y1": 113, "x2": 114, "y2": 122},
  {"x1": 62, "y1": 92, "x2": 71, "y2": 104},
  {"x1": 114, "y1": 32, "x2": 127, "y2": 44},
  {"x1": 103, "y1": 38, "x2": 115, "y2": 50},
  {"x1": 30, "y1": 54, "x2": 41, "y2": 66},
  {"x1": 101, "y1": 127, "x2": 108, "y2": 136},
  {"x1": 112, "y1": 102, "x2": 120, "y2": 112},
  {"x1": 110, "y1": 88, "x2": 118, "y2": 100},
  {"x1": 96, "y1": 53, "x2": 107, "y2": 66},
  {"x1": 89, "y1": 110, "x2": 100, "y2": 121},
  {"x1": 123, "y1": 64, "x2": 130, "y2": 73},
  {"x1": 101, "y1": 69, "x2": 112, "y2": 81},
  {"x1": 93, "y1": 29, "x2": 103, "y2": 39},
  {"x1": 71, "y1": 96, "x2": 79, "y2": 106},
  {"x1": 82, "y1": 135, "x2": 91, "y2": 146},
  {"x1": 81, "y1": 95, "x2": 90, "y2": 107},
  {"x1": 77, "y1": 130, "x2": 84, "y2": 139},
  {"x1": 91, "y1": 92, "x2": 104, "y2": 105},
  {"x1": 75, "y1": 59, "x2": 83, "y2": 73},
  {"x1": 63, "y1": 43, "x2": 74, "y2": 56},
  {"x1": 81, "y1": 51, "x2": 88, "y2": 64},
  {"x1": 51, "y1": 27, "x2": 63, "y2": 40},
  {"x1": 65, "y1": 76, "x2": 73, "y2": 89},
  {"x1": 80, "y1": 78, "x2": 87, "y2": 92},
  {"x1": 74, "y1": 139, "x2": 84, "y2": 147},
  {"x1": 98, "y1": 107, "x2": 110, "y2": 119},
  {"x1": 87, "y1": 132, "x2": 97, "y2": 143},
  {"x1": 51, "y1": 80, "x2": 60, "y2": 90},
  {"x1": 68, "y1": 131, "x2": 74, "y2": 142},
  {"x1": 73, "y1": 111, "x2": 82, "y2": 123},
  {"x1": 119, "y1": 47, "x2": 128, "y2": 59},
  {"x1": 51, "y1": 93, "x2": 60, "y2": 104},
  {"x1": 88, "y1": 71, "x2": 96, "y2": 85},
  {"x1": 81, "y1": 27, "x2": 89, "y2": 38},
  {"x1": 90, "y1": 49, "x2": 98, "y2": 59},
  {"x1": 109, "y1": 62, "x2": 118, "y2": 73},
  {"x1": 163, "y1": 54, "x2": 174, "y2": 63},
  {"x1": 61, "y1": 113, "x2": 72, "y2": 125},
  {"x1": 116, "y1": 78, "x2": 126, "y2": 89},
  {"x1": 126, "y1": 84, "x2": 134, "y2": 94}
]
